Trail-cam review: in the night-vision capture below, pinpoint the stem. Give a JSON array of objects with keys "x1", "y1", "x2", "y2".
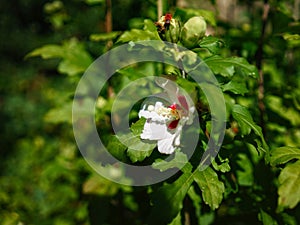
[
  {"x1": 105, "y1": 0, "x2": 113, "y2": 49},
  {"x1": 105, "y1": 0, "x2": 114, "y2": 98},
  {"x1": 173, "y1": 43, "x2": 186, "y2": 78},
  {"x1": 255, "y1": 0, "x2": 270, "y2": 137},
  {"x1": 294, "y1": 0, "x2": 300, "y2": 20},
  {"x1": 157, "y1": 0, "x2": 163, "y2": 19}
]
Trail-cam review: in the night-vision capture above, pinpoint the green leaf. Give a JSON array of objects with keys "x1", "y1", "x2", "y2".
[
  {"x1": 143, "y1": 19, "x2": 159, "y2": 32},
  {"x1": 130, "y1": 118, "x2": 146, "y2": 136},
  {"x1": 258, "y1": 209, "x2": 278, "y2": 225},
  {"x1": 58, "y1": 39, "x2": 93, "y2": 76},
  {"x1": 85, "y1": 0, "x2": 104, "y2": 5},
  {"x1": 205, "y1": 55, "x2": 257, "y2": 77},
  {"x1": 106, "y1": 135, "x2": 128, "y2": 162},
  {"x1": 117, "y1": 19, "x2": 160, "y2": 43},
  {"x1": 236, "y1": 153, "x2": 254, "y2": 186},
  {"x1": 44, "y1": 101, "x2": 73, "y2": 124},
  {"x1": 25, "y1": 45, "x2": 65, "y2": 59},
  {"x1": 232, "y1": 104, "x2": 264, "y2": 139},
  {"x1": 26, "y1": 38, "x2": 93, "y2": 76},
  {"x1": 168, "y1": 213, "x2": 181, "y2": 225},
  {"x1": 193, "y1": 167, "x2": 225, "y2": 210},
  {"x1": 117, "y1": 132, "x2": 156, "y2": 163},
  {"x1": 199, "y1": 36, "x2": 224, "y2": 53},
  {"x1": 148, "y1": 166, "x2": 193, "y2": 224},
  {"x1": 283, "y1": 33, "x2": 300, "y2": 48},
  {"x1": 270, "y1": 146, "x2": 300, "y2": 166},
  {"x1": 82, "y1": 174, "x2": 119, "y2": 196},
  {"x1": 90, "y1": 32, "x2": 121, "y2": 42},
  {"x1": 222, "y1": 80, "x2": 249, "y2": 95},
  {"x1": 211, "y1": 155, "x2": 231, "y2": 173},
  {"x1": 277, "y1": 161, "x2": 300, "y2": 210},
  {"x1": 283, "y1": 33, "x2": 300, "y2": 41},
  {"x1": 187, "y1": 185, "x2": 202, "y2": 224},
  {"x1": 152, "y1": 151, "x2": 189, "y2": 172}
]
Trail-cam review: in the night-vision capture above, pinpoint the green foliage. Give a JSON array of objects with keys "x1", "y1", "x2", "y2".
[
  {"x1": 270, "y1": 146, "x2": 300, "y2": 166},
  {"x1": 152, "y1": 150, "x2": 189, "y2": 171},
  {"x1": 149, "y1": 165, "x2": 194, "y2": 224},
  {"x1": 258, "y1": 209, "x2": 278, "y2": 225},
  {"x1": 26, "y1": 38, "x2": 93, "y2": 76},
  {"x1": 193, "y1": 167, "x2": 225, "y2": 210},
  {"x1": 270, "y1": 147, "x2": 300, "y2": 210},
  {"x1": 277, "y1": 161, "x2": 300, "y2": 210},
  {"x1": 204, "y1": 55, "x2": 258, "y2": 77}
]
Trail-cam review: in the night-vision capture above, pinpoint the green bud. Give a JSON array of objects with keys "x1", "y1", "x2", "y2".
[
  {"x1": 181, "y1": 16, "x2": 207, "y2": 49},
  {"x1": 165, "y1": 19, "x2": 181, "y2": 43},
  {"x1": 155, "y1": 14, "x2": 180, "y2": 43}
]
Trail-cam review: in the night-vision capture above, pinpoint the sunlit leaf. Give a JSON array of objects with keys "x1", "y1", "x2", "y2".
[
  {"x1": 199, "y1": 36, "x2": 224, "y2": 53},
  {"x1": 211, "y1": 155, "x2": 231, "y2": 173},
  {"x1": 168, "y1": 212, "x2": 181, "y2": 225},
  {"x1": 82, "y1": 175, "x2": 119, "y2": 196},
  {"x1": 205, "y1": 55, "x2": 257, "y2": 77},
  {"x1": 270, "y1": 146, "x2": 300, "y2": 166},
  {"x1": 130, "y1": 118, "x2": 146, "y2": 135},
  {"x1": 85, "y1": 0, "x2": 104, "y2": 5},
  {"x1": 117, "y1": 29, "x2": 159, "y2": 43},
  {"x1": 106, "y1": 135, "x2": 128, "y2": 162},
  {"x1": 222, "y1": 80, "x2": 249, "y2": 95},
  {"x1": 277, "y1": 161, "x2": 300, "y2": 210},
  {"x1": 193, "y1": 167, "x2": 225, "y2": 210},
  {"x1": 117, "y1": 19, "x2": 160, "y2": 43},
  {"x1": 117, "y1": 132, "x2": 155, "y2": 163},
  {"x1": 232, "y1": 104, "x2": 264, "y2": 140},
  {"x1": 258, "y1": 209, "x2": 278, "y2": 225},
  {"x1": 90, "y1": 32, "x2": 121, "y2": 42},
  {"x1": 25, "y1": 45, "x2": 64, "y2": 59},
  {"x1": 152, "y1": 150, "x2": 189, "y2": 172}
]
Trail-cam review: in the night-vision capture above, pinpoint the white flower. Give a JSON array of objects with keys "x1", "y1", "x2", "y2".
[{"x1": 138, "y1": 94, "x2": 195, "y2": 154}]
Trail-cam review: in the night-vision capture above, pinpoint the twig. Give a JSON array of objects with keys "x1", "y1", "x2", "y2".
[
  {"x1": 157, "y1": 0, "x2": 163, "y2": 19},
  {"x1": 255, "y1": 0, "x2": 270, "y2": 137},
  {"x1": 105, "y1": 0, "x2": 114, "y2": 99}
]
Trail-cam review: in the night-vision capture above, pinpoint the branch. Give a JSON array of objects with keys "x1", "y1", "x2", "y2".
[
  {"x1": 157, "y1": 0, "x2": 163, "y2": 19},
  {"x1": 105, "y1": 0, "x2": 114, "y2": 98},
  {"x1": 255, "y1": 0, "x2": 270, "y2": 137}
]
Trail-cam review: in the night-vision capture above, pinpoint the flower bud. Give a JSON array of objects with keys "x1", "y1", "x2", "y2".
[
  {"x1": 181, "y1": 16, "x2": 207, "y2": 49},
  {"x1": 155, "y1": 13, "x2": 180, "y2": 43},
  {"x1": 165, "y1": 19, "x2": 180, "y2": 43}
]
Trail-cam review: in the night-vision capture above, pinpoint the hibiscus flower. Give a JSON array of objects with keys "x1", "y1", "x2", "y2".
[{"x1": 138, "y1": 89, "x2": 195, "y2": 154}]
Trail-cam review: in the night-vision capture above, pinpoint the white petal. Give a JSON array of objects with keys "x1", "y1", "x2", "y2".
[
  {"x1": 157, "y1": 136, "x2": 176, "y2": 154},
  {"x1": 140, "y1": 121, "x2": 169, "y2": 140},
  {"x1": 173, "y1": 130, "x2": 181, "y2": 146}
]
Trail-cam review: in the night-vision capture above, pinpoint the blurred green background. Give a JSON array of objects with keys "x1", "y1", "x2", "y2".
[{"x1": 1, "y1": 0, "x2": 300, "y2": 224}]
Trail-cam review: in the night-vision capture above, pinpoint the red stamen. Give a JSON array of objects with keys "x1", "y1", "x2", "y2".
[
  {"x1": 164, "y1": 13, "x2": 172, "y2": 21},
  {"x1": 169, "y1": 103, "x2": 177, "y2": 110}
]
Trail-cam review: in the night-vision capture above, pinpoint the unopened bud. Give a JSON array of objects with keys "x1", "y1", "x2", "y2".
[
  {"x1": 165, "y1": 19, "x2": 180, "y2": 43},
  {"x1": 181, "y1": 16, "x2": 207, "y2": 49},
  {"x1": 155, "y1": 13, "x2": 180, "y2": 43}
]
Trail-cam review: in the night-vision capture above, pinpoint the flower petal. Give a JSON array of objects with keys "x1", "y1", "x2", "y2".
[
  {"x1": 140, "y1": 121, "x2": 169, "y2": 140},
  {"x1": 178, "y1": 95, "x2": 189, "y2": 111},
  {"x1": 168, "y1": 119, "x2": 179, "y2": 129},
  {"x1": 157, "y1": 136, "x2": 176, "y2": 154}
]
